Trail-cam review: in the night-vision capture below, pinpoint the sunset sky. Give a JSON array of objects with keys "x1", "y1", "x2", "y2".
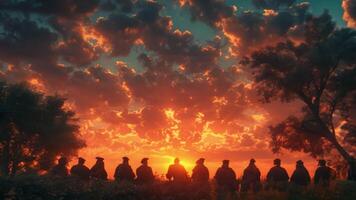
[{"x1": 0, "y1": 0, "x2": 355, "y2": 179}]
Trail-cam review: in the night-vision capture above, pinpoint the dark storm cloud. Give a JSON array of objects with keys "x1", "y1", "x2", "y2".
[
  {"x1": 0, "y1": 14, "x2": 72, "y2": 87},
  {"x1": 233, "y1": 2, "x2": 310, "y2": 53},
  {"x1": 179, "y1": 0, "x2": 310, "y2": 55},
  {"x1": 178, "y1": 0, "x2": 235, "y2": 25},
  {"x1": 0, "y1": 0, "x2": 130, "y2": 115},
  {"x1": 95, "y1": 0, "x2": 222, "y2": 73},
  {"x1": 252, "y1": 0, "x2": 296, "y2": 10},
  {"x1": 0, "y1": 0, "x2": 99, "y2": 18},
  {"x1": 115, "y1": 0, "x2": 135, "y2": 12},
  {"x1": 95, "y1": 13, "x2": 140, "y2": 56},
  {"x1": 0, "y1": 0, "x2": 102, "y2": 67},
  {"x1": 66, "y1": 66, "x2": 130, "y2": 112},
  {"x1": 57, "y1": 36, "x2": 99, "y2": 66},
  {"x1": 0, "y1": 15, "x2": 57, "y2": 65}
]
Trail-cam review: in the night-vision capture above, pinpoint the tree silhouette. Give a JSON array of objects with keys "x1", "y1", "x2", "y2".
[
  {"x1": 247, "y1": 12, "x2": 356, "y2": 166},
  {"x1": 0, "y1": 81, "x2": 85, "y2": 176}
]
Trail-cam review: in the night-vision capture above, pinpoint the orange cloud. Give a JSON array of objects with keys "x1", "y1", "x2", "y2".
[{"x1": 342, "y1": 0, "x2": 356, "y2": 28}]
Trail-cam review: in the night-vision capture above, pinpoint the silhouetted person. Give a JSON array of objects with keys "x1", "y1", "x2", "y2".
[
  {"x1": 191, "y1": 158, "x2": 210, "y2": 199},
  {"x1": 266, "y1": 159, "x2": 289, "y2": 191},
  {"x1": 214, "y1": 160, "x2": 237, "y2": 200},
  {"x1": 70, "y1": 157, "x2": 90, "y2": 180},
  {"x1": 166, "y1": 158, "x2": 189, "y2": 184},
  {"x1": 314, "y1": 159, "x2": 333, "y2": 187},
  {"x1": 192, "y1": 158, "x2": 209, "y2": 183},
  {"x1": 50, "y1": 157, "x2": 69, "y2": 177},
  {"x1": 241, "y1": 159, "x2": 261, "y2": 193},
  {"x1": 114, "y1": 156, "x2": 135, "y2": 183},
  {"x1": 90, "y1": 157, "x2": 108, "y2": 180},
  {"x1": 136, "y1": 158, "x2": 154, "y2": 184},
  {"x1": 290, "y1": 160, "x2": 311, "y2": 186},
  {"x1": 348, "y1": 159, "x2": 356, "y2": 181}
]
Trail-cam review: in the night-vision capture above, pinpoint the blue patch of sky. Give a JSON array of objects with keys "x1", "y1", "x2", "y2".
[
  {"x1": 158, "y1": 0, "x2": 218, "y2": 43},
  {"x1": 227, "y1": 0, "x2": 345, "y2": 26},
  {"x1": 307, "y1": 0, "x2": 345, "y2": 26}
]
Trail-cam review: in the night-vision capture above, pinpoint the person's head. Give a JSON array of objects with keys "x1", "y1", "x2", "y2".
[
  {"x1": 141, "y1": 158, "x2": 149, "y2": 165},
  {"x1": 296, "y1": 160, "x2": 304, "y2": 167},
  {"x1": 222, "y1": 160, "x2": 229, "y2": 167},
  {"x1": 250, "y1": 158, "x2": 256, "y2": 165},
  {"x1": 96, "y1": 157, "x2": 104, "y2": 167},
  {"x1": 174, "y1": 158, "x2": 180, "y2": 164},
  {"x1": 196, "y1": 158, "x2": 205, "y2": 165},
  {"x1": 274, "y1": 158, "x2": 281, "y2": 166},
  {"x1": 318, "y1": 159, "x2": 326, "y2": 167},
  {"x1": 58, "y1": 157, "x2": 67, "y2": 166},
  {"x1": 123, "y1": 156, "x2": 129, "y2": 164},
  {"x1": 78, "y1": 157, "x2": 85, "y2": 165}
]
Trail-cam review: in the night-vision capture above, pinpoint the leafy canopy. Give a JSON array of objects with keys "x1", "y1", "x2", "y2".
[
  {"x1": 0, "y1": 81, "x2": 85, "y2": 175},
  {"x1": 248, "y1": 12, "x2": 356, "y2": 159}
]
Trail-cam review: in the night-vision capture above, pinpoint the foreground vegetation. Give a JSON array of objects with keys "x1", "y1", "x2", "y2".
[{"x1": 0, "y1": 175, "x2": 355, "y2": 200}]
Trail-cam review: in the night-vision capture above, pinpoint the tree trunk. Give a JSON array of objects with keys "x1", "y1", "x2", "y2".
[
  {"x1": 313, "y1": 111, "x2": 355, "y2": 163},
  {"x1": 328, "y1": 135, "x2": 355, "y2": 163}
]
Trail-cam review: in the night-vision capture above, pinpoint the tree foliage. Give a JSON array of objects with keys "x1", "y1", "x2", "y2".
[
  {"x1": 247, "y1": 12, "x2": 356, "y2": 161},
  {"x1": 0, "y1": 82, "x2": 85, "y2": 176}
]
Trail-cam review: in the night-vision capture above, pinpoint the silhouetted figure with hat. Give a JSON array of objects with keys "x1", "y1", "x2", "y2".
[
  {"x1": 241, "y1": 159, "x2": 261, "y2": 193},
  {"x1": 266, "y1": 158, "x2": 289, "y2": 191},
  {"x1": 136, "y1": 158, "x2": 154, "y2": 184},
  {"x1": 290, "y1": 160, "x2": 311, "y2": 186},
  {"x1": 114, "y1": 157, "x2": 135, "y2": 183},
  {"x1": 90, "y1": 157, "x2": 108, "y2": 180},
  {"x1": 214, "y1": 160, "x2": 237, "y2": 200},
  {"x1": 50, "y1": 157, "x2": 69, "y2": 177},
  {"x1": 192, "y1": 158, "x2": 209, "y2": 183},
  {"x1": 166, "y1": 158, "x2": 189, "y2": 197},
  {"x1": 314, "y1": 159, "x2": 333, "y2": 187},
  {"x1": 166, "y1": 158, "x2": 189, "y2": 184},
  {"x1": 70, "y1": 157, "x2": 90, "y2": 180},
  {"x1": 191, "y1": 158, "x2": 210, "y2": 199}
]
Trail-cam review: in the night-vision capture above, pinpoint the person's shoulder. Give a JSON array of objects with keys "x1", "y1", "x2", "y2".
[
  {"x1": 179, "y1": 164, "x2": 186, "y2": 169},
  {"x1": 216, "y1": 167, "x2": 223, "y2": 171},
  {"x1": 277, "y1": 166, "x2": 286, "y2": 170}
]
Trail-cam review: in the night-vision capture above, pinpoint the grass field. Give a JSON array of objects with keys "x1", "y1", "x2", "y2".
[{"x1": 1, "y1": 175, "x2": 355, "y2": 200}]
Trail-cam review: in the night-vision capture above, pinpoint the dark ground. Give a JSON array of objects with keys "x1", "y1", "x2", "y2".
[{"x1": 1, "y1": 175, "x2": 355, "y2": 200}]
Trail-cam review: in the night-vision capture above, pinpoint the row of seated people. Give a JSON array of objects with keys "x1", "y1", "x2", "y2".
[{"x1": 50, "y1": 156, "x2": 338, "y2": 190}]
